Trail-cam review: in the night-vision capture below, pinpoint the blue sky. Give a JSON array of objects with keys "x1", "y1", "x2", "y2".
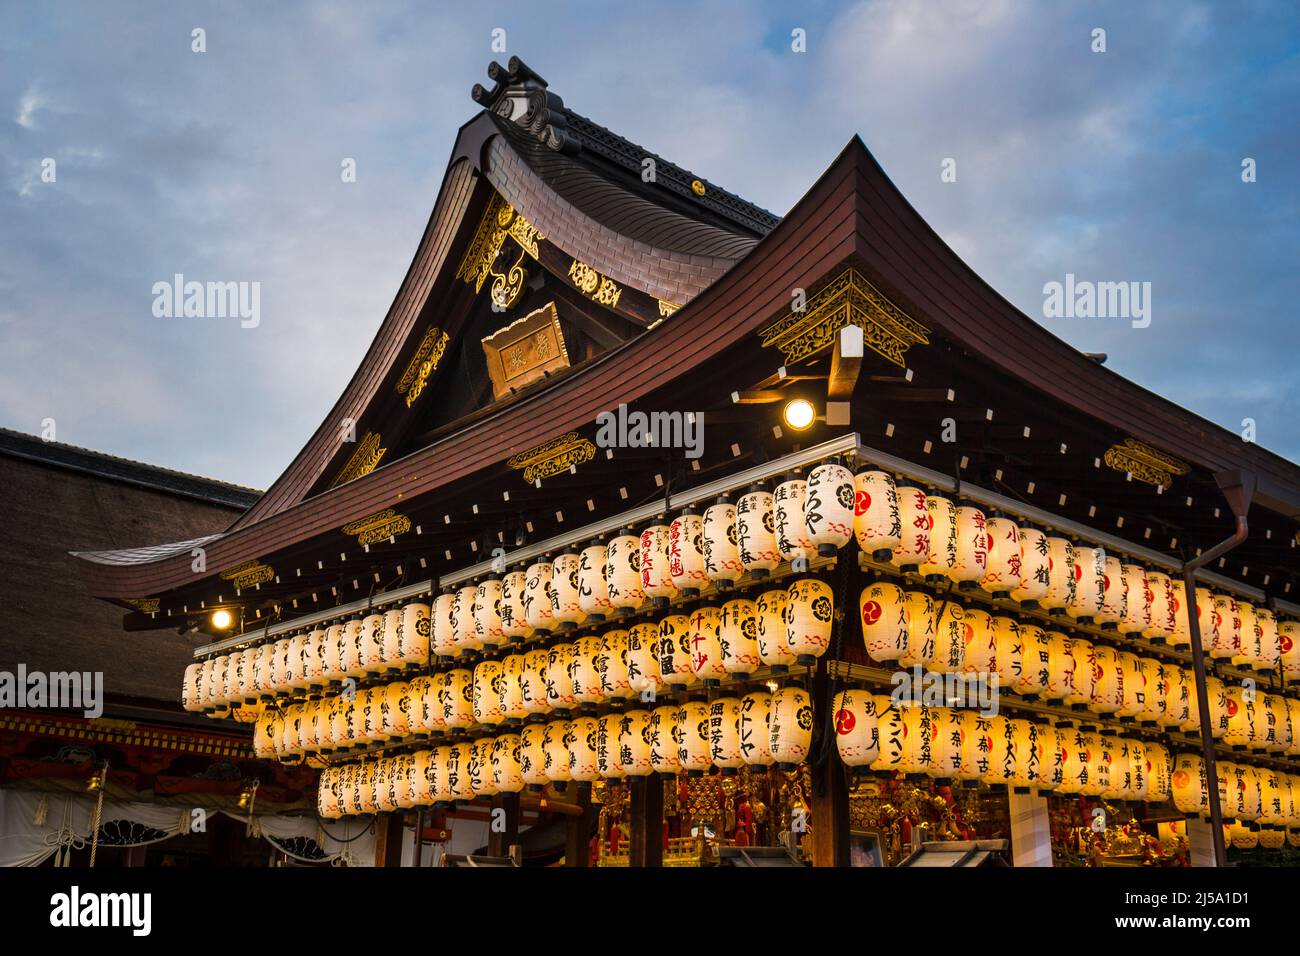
[{"x1": 2, "y1": 0, "x2": 1297, "y2": 490}]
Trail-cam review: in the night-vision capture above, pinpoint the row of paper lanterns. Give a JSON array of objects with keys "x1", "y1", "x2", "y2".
[
  {"x1": 1170, "y1": 752, "x2": 1300, "y2": 831},
  {"x1": 315, "y1": 687, "x2": 815, "y2": 817},
  {"x1": 184, "y1": 463, "x2": 1299, "y2": 716},
  {"x1": 188, "y1": 577, "x2": 837, "y2": 717},
  {"x1": 1158, "y1": 819, "x2": 1300, "y2": 851}
]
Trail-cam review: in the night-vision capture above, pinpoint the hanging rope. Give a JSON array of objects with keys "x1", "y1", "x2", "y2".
[{"x1": 87, "y1": 765, "x2": 108, "y2": 867}]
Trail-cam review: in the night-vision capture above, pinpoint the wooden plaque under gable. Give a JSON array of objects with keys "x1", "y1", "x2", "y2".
[{"x1": 481, "y1": 301, "x2": 570, "y2": 400}]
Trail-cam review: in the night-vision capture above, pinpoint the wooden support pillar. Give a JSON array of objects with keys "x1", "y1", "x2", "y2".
[
  {"x1": 566, "y1": 785, "x2": 594, "y2": 866},
  {"x1": 1186, "y1": 818, "x2": 1220, "y2": 867},
  {"x1": 808, "y1": 661, "x2": 850, "y2": 866},
  {"x1": 488, "y1": 792, "x2": 520, "y2": 857},
  {"x1": 373, "y1": 812, "x2": 405, "y2": 868},
  {"x1": 628, "y1": 775, "x2": 664, "y2": 867},
  {"x1": 1007, "y1": 791, "x2": 1054, "y2": 867}
]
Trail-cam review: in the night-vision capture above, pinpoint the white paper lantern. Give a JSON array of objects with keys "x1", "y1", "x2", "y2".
[
  {"x1": 549, "y1": 552, "x2": 585, "y2": 630},
  {"x1": 636, "y1": 529, "x2": 676, "y2": 608},
  {"x1": 473, "y1": 660, "x2": 505, "y2": 727},
  {"x1": 929, "y1": 601, "x2": 966, "y2": 676},
  {"x1": 568, "y1": 715, "x2": 601, "y2": 783},
  {"x1": 649, "y1": 705, "x2": 681, "y2": 776},
  {"x1": 626, "y1": 622, "x2": 664, "y2": 700},
  {"x1": 668, "y1": 512, "x2": 707, "y2": 596},
  {"x1": 804, "y1": 462, "x2": 855, "y2": 556},
  {"x1": 981, "y1": 512, "x2": 1021, "y2": 598},
  {"x1": 619, "y1": 709, "x2": 654, "y2": 777},
  {"x1": 519, "y1": 723, "x2": 548, "y2": 790},
  {"x1": 890, "y1": 481, "x2": 929, "y2": 572},
  {"x1": 770, "y1": 686, "x2": 813, "y2": 768},
  {"x1": 736, "y1": 488, "x2": 780, "y2": 579},
  {"x1": 452, "y1": 586, "x2": 481, "y2": 657},
  {"x1": 709, "y1": 697, "x2": 745, "y2": 773},
  {"x1": 596, "y1": 713, "x2": 626, "y2": 781},
  {"x1": 431, "y1": 592, "x2": 458, "y2": 660},
  {"x1": 500, "y1": 571, "x2": 530, "y2": 642},
  {"x1": 1041, "y1": 536, "x2": 1076, "y2": 614},
  {"x1": 570, "y1": 635, "x2": 605, "y2": 708},
  {"x1": 606, "y1": 533, "x2": 644, "y2": 614},
  {"x1": 360, "y1": 613, "x2": 386, "y2": 676},
  {"x1": 756, "y1": 588, "x2": 797, "y2": 672},
  {"x1": 951, "y1": 501, "x2": 990, "y2": 589},
  {"x1": 702, "y1": 500, "x2": 743, "y2": 588},
  {"x1": 579, "y1": 543, "x2": 615, "y2": 620},
  {"x1": 1280, "y1": 620, "x2": 1300, "y2": 685},
  {"x1": 399, "y1": 601, "x2": 431, "y2": 668},
  {"x1": 1118, "y1": 564, "x2": 1149, "y2": 635},
  {"x1": 1210, "y1": 593, "x2": 1240, "y2": 660},
  {"x1": 492, "y1": 734, "x2": 525, "y2": 793},
  {"x1": 687, "y1": 605, "x2": 727, "y2": 684},
  {"x1": 738, "y1": 691, "x2": 775, "y2": 767},
  {"x1": 474, "y1": 578, "x2": 506, "y2": 650},
  {"x1": 520, "y1": 648, "x2": 551, "y2": 718},
  {"x1": 919, "y1": 493, "x2": 958, "y2": 583},
  {"x1": 991, "y1": 616, "x2": 1021, "y2": 692},
  {"x1": 1013, "y1": 623, "x2": 1051, "y2": 698},
  {"x1": 657, "y1": 613, "x2": 697, "y2": 690},
  {"x1": 773, "y1": 478, "x2": 814, "y2": 564},
  {"x1": 1010, "y1": 526, "x2": 1049, "y2": 609},
  {"x1": 1068, "y1": 544, "x2": 1106, "y2": 623},
  {"x1": 379, "y1": 609, "x2": 403, "y2": 673},
  {"x1": 543, "y1": 718, "x2": 573, "y2": 787},
  {"x1": 786, "y1": 577, "x2": 835, "y2": 664},
  {"x1": 962, "y1": 607, "x2": 997, "y2": 676},
  {"x1": 852, "y1": 470, "x2": 901, "y2": 561},
  {"x1": 832, "y1": 690, "x2": 880, "y2": 770},
  {"x1": 545, "y1": 643, "x2": 577, "y2": 712},
  {"x1": 900, "y1": 591, "x2": 936, "y2": 668},
  {"x1": 439, "y1": 668, "x2": 474, "y2": 731},
  {"x1": 523, "y1": 561, "x2": 556, "y2": 633},
  {"x1": 677, "y1": 700, "x2": 713, "y2": 776},
  {"x1": 720, "y1": 598, "x2": 761, "y2": 676},
  {"x1": 596, "y1": 628, "x2": 632, "y2": 701},
  {"x1": 859, "y1": 581, "x2": 908, "y2": 663},
  {"x1": 1143, "y1": 571, "x2": 1175, "y2": 643}
]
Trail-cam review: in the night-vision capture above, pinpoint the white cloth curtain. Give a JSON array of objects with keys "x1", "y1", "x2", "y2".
[{"x1": 0, "y1": 789, "x2": 374, "y2": 867}]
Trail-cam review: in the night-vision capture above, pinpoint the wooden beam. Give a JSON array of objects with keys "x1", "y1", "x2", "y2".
[
  {"x1": 374, "y1": 812, "x2": 406, "y2": 868},
  {"x1": 628, "y1": 775, "x2": 664, "y2": 867},
  {"x1": 807, "y1": 661, "x2": 850, "y2": 866},
  {"x1": 566, "y1": 784, "x2": 594, "y2": 866},
  {"x1": 488, "y1": 792, "x2": 520, "y2": 857},
  {"x1": 827, "y1": 325, "x2": 863, "y2": 401}
]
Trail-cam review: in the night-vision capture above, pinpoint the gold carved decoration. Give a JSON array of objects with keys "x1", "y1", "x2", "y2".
[
  {"x1": 481, "y1": 301, "x2": 571, "y2": 400},
  {"x1": 456, "y1": 193, "x2": 544, "y2": 307},
  {"x1": 506, "y1": 432, "x2": 596, "y2": 484},
  {"x1": 759, "y1": 267, "x2": 929, "y2": 367},
  {"x1": 342, "y1": 509, "x2": 412, "y2": 546},
  {"x1": 568, "y1": 259, "x2": 622, "y2": 309},
  {"x1": 396, "y1": 326, "x2": 450, "y2": 409},
  {"x1": 125, "y1": 598, "x2": 160, "y2": 614},
  {"x1": 657, "y1": 299, "x2": 681, "y2": 318},
  {"x1": 330, "y1": 430, "x2": 386, "y2": 489},
  {"x1": 220, "y1": 560, "x2": 275, "y2": 590},
  {"x1": 1103, "y1": 438, "x2": 1190, "y2": 490}
]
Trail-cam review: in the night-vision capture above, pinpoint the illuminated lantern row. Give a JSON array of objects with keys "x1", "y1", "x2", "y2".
[{"x1": 185, "y1": 602, "x2": 433, "y2": 714}]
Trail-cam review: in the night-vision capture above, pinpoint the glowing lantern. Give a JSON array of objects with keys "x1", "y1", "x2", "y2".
[
  {"x1": 951, "y1": 710, "x2": 985, "y2": 786},
  {"x1": 523, "y1": 561, "x2": 556, "y2": 633},
  {"x1": 804, "y1": 462, "x2": 855, "y2": 556},
  {"x1": 1100, "y1": 736, "x2": 1130, "y2": 801},
  {"x1": 571, "y1": 635, "x2": 605, "y2": 708},
  {"x1": 597, "y1": 628, "x2": 632, "y2": 701},
  {"x1": 668, "y1": 512, "x2": 706, "y2": 597},
  {"x1": 1011, "y1": 526, "x2": 1049, "y2": 609},
  {"x1": 1143, "y1": 571, "x2": 1175, "y2": 643},
  {"x1": 786, "y1": 578, "x2": 834, "y2": 665},
  {"x1": 431, "y1": 592, "x2": 458, "y2": 660},
  {"x1": 596, "y1": 713, "x2": 625, "y2": 780},
  {"x1": 703, "y1": 499, "x2": 743, "y2": 588},
  {"x1": 929, "y1": 602, "x2": 967, "y2": 676},
  {"x1": 1234, "y1": 601, "x2": 1259, "y2": 668},
  {"x1": 773, "y1": 478, "x2": 814, "y2": 563},
  {"x1": 1134, "y1": 657, "x2": 1163, "y2": 724},
  {"x1": 1162, "y1": 666, "x2": 1190, "y2": 728},
  {"x1": 499, "y1": 653, "x2": 526, "y2": 724},
  {"x1": 500, "y1": 571, "x2": 530, "y2": 642},
  {"x1": 1089, "y1": 644, "x2": 1123, "y2": 714},
  {"x1": 688, "y1": 606, "x2": 727, "y2": 684},
  {"x1": 404, "y1": 677, "x2": 430, "y2": 739},
  {"x1": 1222, "y1": 684, "x2": 1251, "y2": 748},
  {"x1": 542, "y1": 718, "x2": 573, "y2": 787},
  {"x1": 865, "y1": 695, "x2": 902, "y2": 775},
  {"x1": 981, "y1": 512, "x2": 1021, "y2": 598},
  {"x1": 890, "y1": 481, "x2": 929, "y2": 573},
  {"x1": 1042, "y1": 631, "x2": 1073, "y2": 703},
  {"x1": 1040, "y1": 536, "x2": 1076, "y2": 614},
  {"x1": 649, "y1": 705, "x2": 681, "y2": 775},
  {"x1": 636, "y1": 529, "x2": 675, "y2": 608},
  {"x1": 1160, "y1": 579, "x2": 1189, "y2": 649},
  {"x1": 448, "y1": 742, "x2": 476, "y2": 801},
  {"x1": 931, "y1": 707, "x2": 965, "y2": 782},
  {"x1": 473, "y1": 661, "x2": 504, "y2": 727},
  {"x1": 1076, "y1": 731, "x2": 1105, "y2": 797},
  {"x1": 568, "y1": 715, "x2": 600, "y2": 783},
  {"x1": 605, "y1": 533, "x2": 644, "y2": 614},
  {"x1": 439, "y1": 668, "x2": 474, "y2": 732},
  {"x1": 980, "y1": 715, "x2": 1014, "y2": 789},
  {"x1": 284, "y1": 634, "x2": 308, "y2": 695},
  {"x1": 951, "y1": 501, "x2": 989, "y2": 589},
  {"x1": 898, "y1": 591, "x2": 936, "y2": 668},
  {"x1": 580, "y1": 542, "x2": 616, "y2": 619},
  {"x1": 756, "y1": 588, "x2": 797, "y2": 673},
  {"x1": 318, "y1": 768, "x2": 341, "y2": 819},
  {"x1": 770, "y1": 686, "x2": 813, "y2": 769},
  {"x1": 919, "y1": 493, "x2": 958, "y2": 583},
  {"x1": 619, "y1": 709, "x2": 654, "y2": 776},
  {"x1": 338, "y1": 616, "x2": 366, "y2": 681},
  {"x1": 1205, "y1": 675, "x2": 1229, "y2": 740},
  {"x1": 377, "y1": 608, "x2": 402, "y2": 673},
  {"x1": 545, "y1": 643, "x2": 578, "y2": 712},
  {"x1": 383, "y1": 681, "x2": 411, "y2": 740},
  {"x1": 1210, "y1": 593, "x2": 1239, "y2": 660},
  {"x1": 399, "y1": 601, "x2": 431, "y2": 669},
  {"x1": 1035, "y1": 723, "x2": 1064, "y2": 793},
  {"x1": 710, "y1": 697, "x2": 745, "y2": 773},
  {"x1": 961, "y1": 607, "x2": 997, "y2": 676},
  {"x1": 1068, "y1": 544, "x2": 1106, "y2": 623},
  {"x1": 550, "y1": 552, "x2": 584, "y2": 630},
  {"x1": 1256, "y1": 608, "x2": 1280, "y2": 673},
  {"x1": 258, "y1": 641, "x2": 281, "y2": 697},
  {"x1": 852, "y1": 470, "x2": 901, "y2": 561},
  {"x1": 1280, "y1": 620, "x2": 1300, "y2": 685},
  {"x1": 1260, "y1": 769, "x2": 1285, "y2": 829},
  {"x1": 1091, "y1": 555, "x2": 1125, "y2": 629},
  {"x1": 1115, "y1": 652, "x2": 1145, "y2": 720},
  {"x1": 1065, "y1": 637, "x2": 1096, "y2": 708},
  {"x1": 859, "y1": 581, "x2": 908, "y2": 663},
  {"x1": 361, "y1": 613, "x2": 387, "y2": 676},
  {"x1": 657, "y1": 613, "x2": 697, "y2": 690},
  {"x1": 739, "y1": 691, "x2": 775, "y2": 767},
  {"x1": 181, "y1": 663, "x2": 203, "y2": 713},
  {"x1": 253, "y1": 710, "x2": 279, "y2": 758},
  {"x1": 1014, "y1": 624, "x2": 1052, "y2": 698},
  {"x1": 898, "y1": 704, "x2": 935, "y2": 778},
  {"x1": 720, "y1": 598, "x2": 761, "y2": 676},
  {"x1": 235, "y1": 647, "x2": 258, "y2": 704},
  {"x1": 519, "y1": 723, "x2": 548, "y2": 790},
  {"x1": 452, "y1": 586, "x2": 481, "y2": 657},
  {"x1": 1118, "y1": 564, "x2": 1149, "y2": 635},
  {"x1": 1287, "y1": 698, "x2": 1300, "y2": 757},
  {"x1": 1259, "y1": 693, "x2": 1287, "y2": 753},
  {"x1": 520, "y1": 648, "x2": 551, "y2": 718},
  {"x1": 626, "y1": 622, "x2": 664, "y2": 699},
  {"x1": 736, "y1": 488, "x2": 780, "y2": 579},
  {"x1": 991, "y1": 616, "x2": 1021, "y2": 692},
  {"x1": 1010, "y1": 719, "x2": 1041, "y2": 792},
  {"x1": 677, "y1": 700, "x2": 713, "y2": 775}
]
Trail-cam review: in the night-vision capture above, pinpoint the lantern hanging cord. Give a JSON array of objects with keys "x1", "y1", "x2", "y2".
[{"x1": 316, "y1": 816, "x2": 378, "y2": 844}]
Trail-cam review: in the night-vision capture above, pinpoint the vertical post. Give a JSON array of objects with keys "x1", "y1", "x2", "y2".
[
  {"x1": 1183, "y1": 566, "x2": 1228, "y2": 867},
  {"x1": 412, "y1": 808, "x2": 425, "y2": 868},
  {"x1": 1186, "y1": 817, "x2": 1220, "y2": 867},
  {"x1": 1007, "y1": 791, "x2": 1053, "y2": 867},
  {"x1": 807, "y1": 751, "x2": 850, "y2": 866},
  {"x1": 629, "y1": 775, "x2": 664, "y2": 867},
  {"x1": 373, "y1": 813, "x2": 405, "y2": 868},
  {"x1": 566, "y1": 785, "x2": 594, "y2": 866},
  {"x1": 488, "y1": 792, "x2": 520, "y2": 857}
]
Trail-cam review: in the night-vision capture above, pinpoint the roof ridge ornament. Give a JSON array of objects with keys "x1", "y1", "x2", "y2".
[{"x1": 472, "y1": 56, "x2": 580, "y2": 155}]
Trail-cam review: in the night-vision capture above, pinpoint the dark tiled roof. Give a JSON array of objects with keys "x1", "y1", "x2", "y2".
[{"x1": 0, "y1": 428, "x2": 262, "y2": 510}]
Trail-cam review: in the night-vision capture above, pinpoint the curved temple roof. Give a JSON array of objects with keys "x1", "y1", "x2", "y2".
[{"x1": 74, "y1": 57, "x2": 1300, "y2": 617}]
